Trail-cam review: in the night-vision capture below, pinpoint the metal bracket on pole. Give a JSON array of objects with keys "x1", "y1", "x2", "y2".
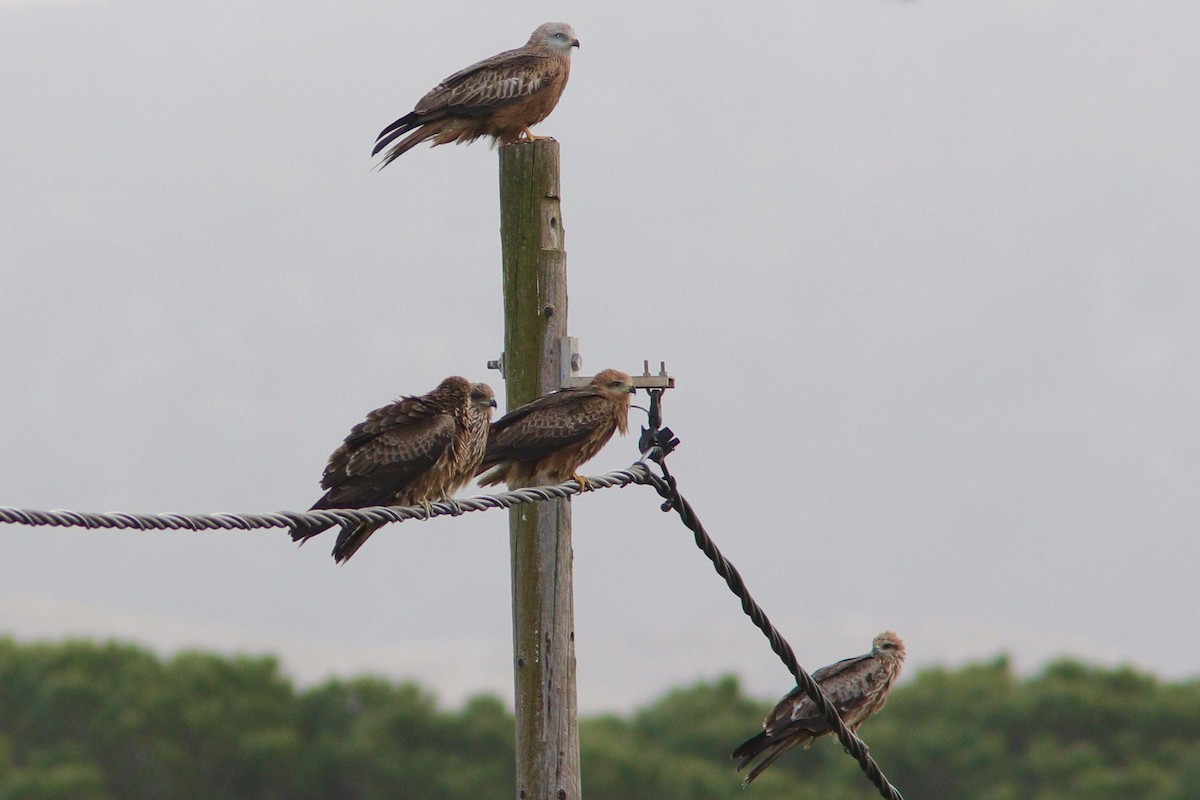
[
  {"x1": 559, "y1": 336, "x2": 588, "y2": 388},
  {"x1": 632, "y1": 359, "x2": 676, "y2": 391},
  {"x1": 557, "y1": 336, "x2": 676, "y2": 391}
]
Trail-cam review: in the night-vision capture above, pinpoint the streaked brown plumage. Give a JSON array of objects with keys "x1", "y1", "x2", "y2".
[
  {"x1": 294, "y1": 377, "x2": 496, "y2": 563},
  {"x1": 372, "y1": 22, "x2": 579, "y2": 168},
  {"x1": 476, "y1": 368, "x2": 634, "y2": 489},
  {"x1": 733, "y1": 632, "x2": 906, "y2": 785}
]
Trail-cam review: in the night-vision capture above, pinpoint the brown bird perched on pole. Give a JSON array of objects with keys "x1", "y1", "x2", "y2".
[
  {"x1": 294, "y1": 377, "x2": 496, "y2": 563},
  {"x1": 372, "y1": 21, "x2": 580, "y2": 169},
  {"x1": 733, "y1": 632, "x2": 906, "y2": 785},
  {"x1": 476, "y1": 368, "x2": 634, "y2": 489}
]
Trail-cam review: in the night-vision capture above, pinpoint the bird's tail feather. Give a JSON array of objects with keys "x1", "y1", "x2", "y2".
[
  {"x1": 732, "y1": 731, "x2": 802, "y2": 786},
  {"x1": 374, "y1": 119, "x2": 453, "y2": 169},
  {"x1": 739, "y1": 742, "x2": 790, "y2": 786},
  {"x1": 732, "y1": 730, "x2": 767, "y2": 768},
  {"x1": 288, "y1": 515, "x2": 336, "y2": 544},
  {"x1": 331, "y1": 521, "x2": 379, "y2": 564},
  {"x1": 372, "y1": 112, "x2": 422, "y2": 155},
  {"x1": 475, "y1": 462, "x2": 508, "y2": 488}
]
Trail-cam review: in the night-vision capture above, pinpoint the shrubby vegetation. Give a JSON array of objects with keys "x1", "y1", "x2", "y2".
[{"x1": 1, "y1": 638, "x2": 1197, "y2": 799}]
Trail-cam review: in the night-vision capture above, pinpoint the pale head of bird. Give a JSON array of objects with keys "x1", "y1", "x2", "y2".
[
  {"x1": 591, "y1": 368, "x2": 635, "y2": 400},
  {"x1": 871, "y1": 631, "x2": 906, "y2": 662},
  {"x1": 470, "y1": 382, "x2": 498, "y2": 416},
  {"x1": 530, "y1": 22, "x2": 580, "y2": 53}
]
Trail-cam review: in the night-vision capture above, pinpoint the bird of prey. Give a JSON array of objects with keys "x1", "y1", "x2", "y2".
[
  {"x1": 476, "y1": 368, "x2": 634, "y2": 489},
  {"x1": 733, "y1": 632, "x2": 906, "y2": 785},
  {"x1": 372, "y1": 21, "x2": 580, "y2": 168},
  {"x1": 294, "y1": 377, "x2": 496, "y2": 563}
]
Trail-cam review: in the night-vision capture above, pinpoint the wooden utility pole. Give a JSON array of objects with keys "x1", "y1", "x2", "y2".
[{"x1": 498, "y1": 140, "x2": 580, "y2": 800}]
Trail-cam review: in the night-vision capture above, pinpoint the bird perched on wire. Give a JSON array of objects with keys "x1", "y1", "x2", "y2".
[
  {"x1": 476, "y1": 369, "x2": 634, "y2": 489},
  {"x1": 733, "y1": 631, "x2": 906, "y2": 785},
  {"x1": 371, "y1": 21, "x2": 580, "y2": 168},
  {"x1": 294, "y1": 377, "x2": 496, "y2": 563}
]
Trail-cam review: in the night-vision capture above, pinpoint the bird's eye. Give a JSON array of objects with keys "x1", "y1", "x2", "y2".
[{"x1": 554, "y1": 32, "x2": 566, "y2": 39}]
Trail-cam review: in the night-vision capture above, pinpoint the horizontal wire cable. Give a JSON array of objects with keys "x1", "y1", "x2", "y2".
[{"x1": 0, "y1": 459, "x2": 655, "y2": 534}]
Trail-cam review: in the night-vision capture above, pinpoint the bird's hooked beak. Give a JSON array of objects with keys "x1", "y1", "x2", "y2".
[
  {"x1": 627, "y1": 385, "x2": 636, "y2": 394},
  {"x1": 571, "y1": 38, "x2": 580, "y2": 49},
  {"x1": 489, "y1": 399, "x2": 498, "y2": 408}
]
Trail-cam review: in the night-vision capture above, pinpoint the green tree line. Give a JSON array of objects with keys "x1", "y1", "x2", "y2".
[{"x1": 0, "y1": 637, "x2": 1197, "y2": 799}]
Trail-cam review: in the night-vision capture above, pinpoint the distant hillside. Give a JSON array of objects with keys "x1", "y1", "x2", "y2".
[{"x1": 0, "y1": 637, "x2": 1196, "y2": 799}]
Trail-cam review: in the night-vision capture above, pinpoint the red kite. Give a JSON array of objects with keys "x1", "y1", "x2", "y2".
[
  {"x1": 733, "y1": 631, "x2": 906, "y2": 785},
  {"x1": 297, "y1": 377, "x2": 495, "y2": 562},
  {"x1": 373, "y1": 22, "x2": 579, "y2": 168},
  {"x1": 477, "y1": 369, "x2": 633, "y2": 489}
]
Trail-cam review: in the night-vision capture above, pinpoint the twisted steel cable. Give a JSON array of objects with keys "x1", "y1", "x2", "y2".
[
  {"x1": 0, "y1": 461, "x2": 654, "y2": 534},
  {"x1": 636, "y1": 390, "x2": 904, "y2": 800},
  {"x1": 639, "y1": 463, "x2": 903, "y2": 800}
]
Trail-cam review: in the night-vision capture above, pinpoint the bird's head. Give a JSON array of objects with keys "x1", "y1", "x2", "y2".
[
  {"x1": 591, "y1": 368, "x2": 635, "y2": 399},
  {"x1": 436, "y1": 376, "x2": 473, "y2": 398},
  {"x1": 470, "y1": 382, "x2": 498, "y2": 415},
  {"x1": 871, "y1": 631, "x2": 906, "y2": 662},
  {"x1": 531, "y1": 22, "x2": 579, "y2": 53}
]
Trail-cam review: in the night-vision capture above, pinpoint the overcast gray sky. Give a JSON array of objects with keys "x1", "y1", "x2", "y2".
[{"x1": 2, "y1": 0, "x2": 1198, "y2": 712}]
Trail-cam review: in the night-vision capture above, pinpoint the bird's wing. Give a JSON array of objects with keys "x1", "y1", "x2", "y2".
[
  {"x1": 340, "y1": 393, "x2": 440, "y2": 443},
  {"x1": 761, "y1": 654, "x2": 879, "y2": 737},
  {"x1": 415, "y1": 51, "x2": 564, "y2": 117},
  {"x1": 483, "y1": 390, "x2": 608, "y2": 464},
  {"x1": 316, "y1": 412, "x2": 457, "y2": 508}
]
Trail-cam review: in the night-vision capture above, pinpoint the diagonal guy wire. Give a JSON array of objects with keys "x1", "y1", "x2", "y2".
[
  {"x1": 0, "y1": 460, "x2": 655, "y2": 534},
  {"x1": 637, "y1": 454, "x2": 905, "y2": 800}
]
